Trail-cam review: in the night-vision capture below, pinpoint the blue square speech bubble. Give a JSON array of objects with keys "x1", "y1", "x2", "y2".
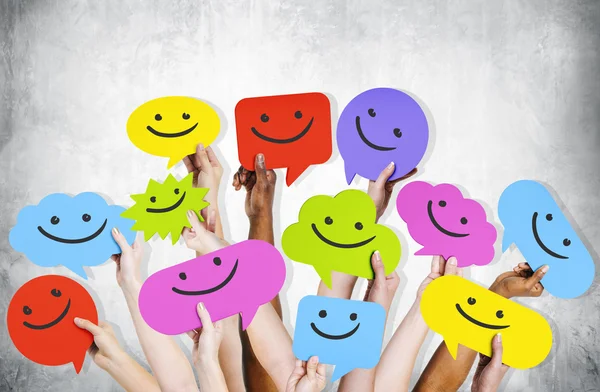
[{"x1": 293, "y1": 296, "x2": 385, "y2": 381}]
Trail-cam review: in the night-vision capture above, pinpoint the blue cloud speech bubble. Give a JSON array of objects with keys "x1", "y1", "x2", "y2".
[
  {"x1": 293, "y1": 296, "x2": 385, "y2": 381},
  {"x1": 498, "y1": 180, "x2": 595, "y2": 298},
  {"x1": 9, "y1": 192, "x2": 136, "y2": 279}
]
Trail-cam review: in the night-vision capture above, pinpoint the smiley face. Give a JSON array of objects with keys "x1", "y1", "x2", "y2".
[
  {"x1": 7, "y1": 275, "x2": 98, "y2": 372},
  {"x1": 122, "y1": 173, "x2": 209, "y2": 244},
  {"x1": 427, "y1": 199, "x2": 470, "y2": 238},
  {"x1": 282, "y1": 189, "x2": 401, "y2": 288},
  {"x1": 498, "y1": 180, "x2": 595, "y2": 299},
  {"x1": 310, "y1": 308, "x2": 361, "y2": 340},
  {"x1": 127, "y1": 96, "x2": 220, "y2": 168},
  {"x1": 172, "y1": 257, "x2": 239, "y2": 296},
  {"x1": 9, "y1": 192, "x2": 136, "y2": 279},
  {"x1": 455, "y1": 296, "x2": 509, "y2": 330},
  {"x1": 337, "y1": 88, "x2": 429, "y2": 184},
  {"x1": 235, "y1": 93, "x2": 332, "y2": 186}
]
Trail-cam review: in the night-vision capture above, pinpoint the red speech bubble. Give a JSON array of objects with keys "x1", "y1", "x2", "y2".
[
  {"x1": 7, "y1": 275, "x2": 98, "y2": 373},
  {"x1": 235, "y1": 93, "x2": 332, "y2": 186}
]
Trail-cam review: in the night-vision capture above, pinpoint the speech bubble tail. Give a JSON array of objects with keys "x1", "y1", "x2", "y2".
[
  {"x1": 445, "y1": 339, "x2": 459, "y2": 360},
  {"x1": 332, "y1": 365, "x2": 353, "y2": 382},
  {"x1": 68, "y1": 264, "x2": 88, "y2": 280},
  {"x1": 240, "y1": 307, "x2": 259, "y2": 330},
  {"x1": 415, "y1": 247, "x2": 429, "y2": 256},
  {"x1": 315, "y1": 266, "x2": 332, "y2": 289},
  {"x1": 285, "y1": 166, "x2": 308, "y2": 187},
  {"x1": 167, "y1": 155, "x2": 180, "y2": 169},
  {"x1": 501, "y1": 234, "x2": 513, "y2": 252},
  {"x1": 344, "y1": 165, "x2": 357, "y2": 185},
  {"x1": 72, "y1": 352, "x2": 86, "y2": 374}
]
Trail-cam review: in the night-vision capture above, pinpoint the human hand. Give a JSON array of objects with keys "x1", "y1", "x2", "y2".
[
  {"x1": 232, "y1": 153, "x2": 277, "y2": 221},
  {"x1": 111, "y1": 229, "x2": 144, "y2": 289},
  {"x1": 186, "y1": 302, "x2": 224, "y2": 367},
  {"x1": 416, "y1": 256, "x2": 463, "y2": 299},
  {"x1": 183, "y1": 144, "x2": 223, "y2": 207},
  {"x1": 363, "y1": 251, "x2": 401, "y2": 312},
  {"x1": 488, "y1": 263, "x2": 547, "y2": 299},
  {"x1": 285, "y1": 356, "x2": 326, "y2": 392},
  {"x1": 471, "y1": 334, "x2": 509, "y2": 392},
  {"x1": 74, "y1": 318, "x2": 126, "y2": 371},
  {"x1": 367, "y1": 163, "x2": 417, "y2": 222},
  {"x1": 182, "y1": 209, "x2": 229, "y2": 256}
]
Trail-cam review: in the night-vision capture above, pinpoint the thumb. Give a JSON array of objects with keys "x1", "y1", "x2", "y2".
[
  {"x1": 111, "y1": 227, "x2": 132, "y2": 253},
  {"x1": 306, "y1": 356, "x2": 319, "y2": 382},
  {"x1": 525, "y1": 265, "x2": 549, "y2": 290},
  {"x1": 196, "y1": 302, "x2": 214, "y2": 332},
  {"x1": 371, "y1": 251, "x2": 386, "y2": 284},
  {"x1": 74, "y1": 317, "x2": 103, "y2": 336},
  {"x1": 490, "y1": 333, "x2": 504, "y2": 368},
  {"x1": 374, "y1": 162, "x2": 395, "y2": 189},
  {"x1": 254, "y1": 153, "x2": 268, "y2": 184},
  {"x1": 186, "y1": 210, "x2": 206, "y2": 234}
]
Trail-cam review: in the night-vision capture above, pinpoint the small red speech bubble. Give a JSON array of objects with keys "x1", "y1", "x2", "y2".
[
  {"x1": 235, "y1": 93, "x2": 332, "y2": 186},
  {"x1": 7, "y1": 275, "x2": 98, "y2": 373}
]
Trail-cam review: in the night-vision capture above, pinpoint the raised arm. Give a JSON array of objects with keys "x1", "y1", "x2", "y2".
[
  {"x1": 75, "y1": 318, "x2": 160, "y2": 392},
  {"x1": 111, "y1": 230, "x2": 198, "y2": 392},
  {"x1": 413, "y1": 263, "x2": 547, "y2": 392}
]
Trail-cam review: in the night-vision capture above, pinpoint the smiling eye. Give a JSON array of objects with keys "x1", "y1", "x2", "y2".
[
  {"x1": 368, "y1": 108, "x2": 376, "y2": 117},
  {"x1": 496, "y1": 310, "x2": 504, "y2": 319},
  {"x1": 23, "y1": 306, "x2": 32, "y2": 316},
  {"x1": 467, "y1": 297, "x2": 476, "y2": 305},
  {"x1": 82, "y1": 214, "x2": 91, "y2": 222},
  {"x1": 439, "y1": 200, "x2": 447, "y2": 207},
  {"x1": 51, "y1": 288, "x2": 62, "y2": 297},
  {"x1": 294, "y1": 110, "x2": 303, "y2": 119},
  {"x1": 546, "y1": 214, "x2": 553, "y2": 221},
  {"x1": 150, "y1": 196, "x2": 156, "y2": 203},
  {"x1": 260, "y1": 113, "x2": 269, "y2": 123},
  {"x1": 319, "y1": 310, "x2": 327, "y2": 318},
  {"x1": 50, "y1": 216, "x2": 60, "y2": 225},
  {"x1": 155, "y1": 114, "x2": 162, "y2": 121},
  {"x1": 325, "y1": 216, "x2": 333, "y2": 225},
  {"x1": 174, "y1": 188, "x2": 180, "y2": 195},
  {"x1": 349, "y1": 313, "x2": 357, "y2": 321},
  {"x1": 355, "y1": 222, "x2": 363, "y2": 230},
  {"x1": 182, "y1": 113, "x2": 190, "y2": 120},
  {"x1": 179, "y1": 272, "x2": 187, "y2": 280},
  {"x1": 460, "y1": 217, "x2": 468, "y2": 225},
  {"x1": 213, "y1": 257, "x2": 222, "y2": 266},
  {"x1": 393, "y1": 128, "x2": 402, "y2": 138},
  {"x1": 563, "y1": 238, "x2": 571, "y2": 246}
]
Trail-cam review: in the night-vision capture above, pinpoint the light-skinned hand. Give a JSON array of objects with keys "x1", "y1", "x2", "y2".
[
  {"x1": 363, "y1": 251, "x2": 401, "y2": 312},
  {"x1": 488, "y1": 263, "x2": 547, "y2": 299},
  {"x1": 111, "y1": 229, "x2": 144, "y2": 289},
  {"x1": 417, "y1": 256, "x2": 463, "y2": 299},
  {"x1": 471, "y1": 334, "x2": 510, "y2": 392},
  {"x1": 186, "y1": 302, "x2": 224, "y2": 366},
  {"x1": 231, "y1": 153, "x2": 277, "y2": 221},
  {"x1": 74, "y1": 318, "x2": 126, "y2": 370},
  {"x1": 285, "y1": 356, "x2": 326, "y2": 392},
  {"x1": 182, "y1": 209, "x2": 229, "y2": 256},
  {"x1": 183, "y1": 144, "x2": 223, "y2": 207},
  {"x1": 367, "y1": 163, "x2": 417, "y2": 222}
]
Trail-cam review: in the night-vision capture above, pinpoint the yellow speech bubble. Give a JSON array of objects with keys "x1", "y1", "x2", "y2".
[
  {"x1": 282, "y1": 189, "x2": 401, "y2": 288},
  {"x1": 420, "y1": 275, "x2": 552, "y2": 369},
  {"x1": 127, "y1": 97, "x2": 220, "y2": 168}
]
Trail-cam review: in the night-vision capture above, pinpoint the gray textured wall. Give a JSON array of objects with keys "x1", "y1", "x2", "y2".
[{"x1": 1, "y1": 0, "x2": 599, "y2": 391}]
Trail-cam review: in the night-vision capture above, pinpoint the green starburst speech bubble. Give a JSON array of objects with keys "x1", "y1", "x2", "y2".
[{"x1": 122, "y1": 173, "x2": 209, "y2": 245}]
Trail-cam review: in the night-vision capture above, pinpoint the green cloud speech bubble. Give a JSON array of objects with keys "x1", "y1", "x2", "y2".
[{"x1": 282, "y1": 189, "x2": 401, "y2": 288}]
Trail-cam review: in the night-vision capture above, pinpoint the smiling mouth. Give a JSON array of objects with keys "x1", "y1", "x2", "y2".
[
  {"x1": 250, "y1": 117, "x2": 314, "y2": 144},
  {"x1": 455, "y1": 303, "x2": 509, "y2": 330},
  {"x1": 38, "y1": 219, "x2": 108, "y2": 244},
  {"x1": 532, "y1": 212, "x2": 568, "y2": 259},
  {"x1": 146, "y1": 123, "x2": 198, "y2": 138},
  {"x1": 23, "y1": 299, "x2": 71, "y2": 330},
  {"x1": 355, "y1": 116, "x2": 396, "y2": 151},
  {"x1": 311, "y1": 223, "x2": 376, "y2": 249},
  {"x1": 172, "y1": 259, "x2": 239, "y2": 296},
  {"x1": 427, "y1": 201, "x2": 469, "y2": 238},
  {"x1": 310, "y1": 322, "x2": 360, "y2": 340},
  {"x1": 146, "y1": 192, "x2": 187, "y2": 214}
]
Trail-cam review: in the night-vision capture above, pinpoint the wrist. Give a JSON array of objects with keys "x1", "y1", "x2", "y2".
[
  {"x1": 121, "y1": 280, "x2": 142, "y2": 297},
  {"x1": 249, "y1": 211, "x2": 273, "y2": 224}
]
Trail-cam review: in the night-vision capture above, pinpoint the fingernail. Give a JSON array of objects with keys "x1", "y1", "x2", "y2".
[
  {"x1": 74, "y1": 317, "x2": 81, "y2": 325},
  {"x1": 198, "y1": 143, "x2": 205, "y2": 151},
  {"x1": 198, "y1": 302, "x2": 205, "y2": 311},
  {"x1": 374, "y1": 250, "x2": 382, "y2": 263},
  {"x1": 448, "y1": 257, "x2": 457, "y2": 266},
  {"x1": 187, "y1": 210, "x2": 194, "y2": 218},
  {"x1": 496, "y1": 333, "x2": 502, "y2": 342},
  {"x1": 387, "y1": 161, "x2": 395, "y2": 169},
  {"x1": 541, "y1": 265, "x2": 549, "y2": 273},
  {"x1": 112, "y1": 227, "x2": 119, "y2": 235},
  {"x1": 257, "y1": 154, "x2": 265, "y2": 167},
  {"x1": 310, "y1": 356, "x2": 319, "y2": 364}
]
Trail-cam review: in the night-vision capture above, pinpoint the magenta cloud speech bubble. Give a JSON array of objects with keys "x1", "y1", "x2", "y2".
[
  {"x1": 396, "y1": 181, "x2": 497, "y2": 267},
  {"x1": 139, "y1": 240, "x2": 286, "y2": 334}
]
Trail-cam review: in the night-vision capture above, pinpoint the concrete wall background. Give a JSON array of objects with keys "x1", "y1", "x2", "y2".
[{"x1": 1, "y1": 1, "x2": 599, "y2": 391}]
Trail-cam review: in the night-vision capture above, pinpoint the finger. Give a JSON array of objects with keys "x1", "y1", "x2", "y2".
[
  {"x1": 490, "y1": 333, "x2": 504, "y2": 368},
  {"x1": 495, "y1": 271, "x2": 518, "y2": 283},
  {"x1": 182, "y1": 155, "x2": 197, "y2": 173},
  {"x1": 388, "y1": 167, "x2": 418, "y2": 186},
  {"x1": 131, "y1": 235, "x2": 142, "y2": 250},
  {"x1": 306, "y1": 356, "x2": 319, "y2": 382},
  {"x1": 111, "y1": 227, "x2": 132, "y2": 253},
  {"x1": 185, "y1": 330, "x2": 197, "y2": 340},
  {"x1": 205, "y1": 147, "x2": 221, "y2": 169},
  {"x1": 195, "y1": 144, "x2": 212, "y2": 173},
  {"x1": 74, "y1": 318, "x2": 103, "y2": 336},
  {"x1": 316, "y1": 363, "x2": 326, "y2": 378},
  {"x1": 190, "y1": 143, "x2": 206, "y2": 169},
  {"x1": 186, "y1": 210, "x2": 205, "y2": 234},
  {"x1": 244, "y1": 172, "x2": 257, "y2": 191},
  {"x1": 524, "y1": 265, "x2": 549, "y2": 290},
  {"x1": 206, "y1": 209, "x2": 217, "y2": 234},
  {"x1": 196, "y1": 302, "x2": 214, "y2": 332},
  {"x1": 374, "y1": 162, "x2": 396, "y2": 189},
  {"x1": 371, "y1": 251, "x2": 386, "y2": 283},
  {"x1": 431, "y1": 256, "x2": 442, "y2": 275},
  {"x1": 444, "y1": 257, "x2": 460, "y2": 276},
  {"x1": 254, "y1": 153, "x2": 268, "y2": 184}
]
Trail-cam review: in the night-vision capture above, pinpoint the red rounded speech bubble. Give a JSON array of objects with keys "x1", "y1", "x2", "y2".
[
  {"x1": 235, "y1": 92, "x2": 332, "y2": 186},
  {"x1": 7, "y1": 275, "x2": 98, "y2": 373}
]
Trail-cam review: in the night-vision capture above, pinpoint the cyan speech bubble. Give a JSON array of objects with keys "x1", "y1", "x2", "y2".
[
  {"x1": 498, "y1": 180, "x2": 595, "y2": 298},
  {"x1": 293, "y1": 296, "x2": 385, "y2": 381},
  {"x1": 9, "y1": 193, "x2": 136, "y2": 279}
]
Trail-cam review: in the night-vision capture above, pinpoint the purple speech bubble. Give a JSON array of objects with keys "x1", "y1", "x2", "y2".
[
  {"x1": 397, "y1": 181, "x2": 497, "y2": 267},
  {"x1": 337, "y1": 88, "x2": 429, "y2": 184},
  {"x1": 139, "y1": 240, "x2": 286, "y2": 334}
]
